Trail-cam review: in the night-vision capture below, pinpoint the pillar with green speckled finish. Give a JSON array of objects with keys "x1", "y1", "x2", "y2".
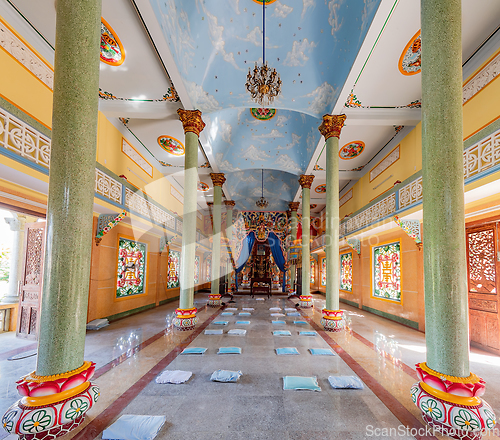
[
  {"x1": 298, "y1": 175, "x2": 314, "y2": 307},
  {"x1": 209, "y1": 173, "x2": 226, "y2": 306}
]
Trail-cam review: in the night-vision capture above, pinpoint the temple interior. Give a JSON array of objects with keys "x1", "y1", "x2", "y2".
[{"x1": 1, "y1": 0, "x2": 500, "y2": 439}]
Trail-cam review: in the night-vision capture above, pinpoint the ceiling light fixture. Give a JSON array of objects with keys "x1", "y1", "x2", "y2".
[
  {"x1": 256, "y1": 169, "x2": 269, "y2": 209},
  {"x1": 245, "y1": 0, "x2": 282, "y2": 106}
]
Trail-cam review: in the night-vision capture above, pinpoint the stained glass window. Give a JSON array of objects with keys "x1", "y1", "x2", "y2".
[
  {"x1": 194, "y1": 255, "x2": 200, "y2": 284},
  {"x1": 340, "y1": 252, "x2": 353, "y2": 292},
  {"x1": 321, "y1": 257, "x2": 327, "y2": 286},
  {"x1": 310, "y1": 260, "x2": 315, "y2": 284},
  {"x1": 373, "y1": 241, "x2": 401, "y2": 302},
  {"x1": 206, "y1": 258, "x2": 211, "y2": 282},
  {"x1": 167, "y1": 250, "x2": 180, "y2": 288},
  {"x1": 116, "y1": 238, "x2": 147, "y2": 298}
]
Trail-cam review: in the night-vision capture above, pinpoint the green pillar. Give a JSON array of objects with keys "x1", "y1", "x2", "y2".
[
  {"x1": 36, "y1": 0, "x2": 102, "y2": 376},
  {"x1": 289, "y1": 202, "x2": 300, "y2": 292},
  {"x1": 225, "y1": 201, "x2": 235, "y2": 291},
  {"x1": 421, "y1": 0, "x2": 468, "y2": 377},
  {"x1": 209, "y1": 173, "x2": 225, "y2": 306},
  {"x1": 177, "y1": 110, "x2": 205, "y2": 315},
  {"x1": 319, "y1": 115, "x2": 347, "y2": 332},
  {"x1": 298, "y1": 175, "x2": 314, "y2": 307}
]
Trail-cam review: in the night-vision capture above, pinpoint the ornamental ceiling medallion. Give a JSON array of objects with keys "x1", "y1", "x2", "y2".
[
  {"x1": 310, "y1": 204, "x2": 317, "y2": 209},
  {"x1": 399, "y1": 30, "x2": 421, "y2": 76},
  {"x1": 100, "y1": 18, "x2": 125, "y2": 66},
  {"x1": 315, "y1": 184, "x2": 326, "y2": 194},
  {"x1": 339, "y1": 141, "x2": 365, "y2": 160},
  {"x1": 197, "y1": 182, "x2": 209, "y2": 192},
  {"x1": 157, "y1": 136, "x2": 185, "y2": 156},
  {"x1": 250, "y1": 108, "x2": 277, "y2": 121}
]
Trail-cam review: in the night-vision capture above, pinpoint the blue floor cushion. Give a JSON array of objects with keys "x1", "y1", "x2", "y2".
[
  {"x1": 287, "y1": 312, "x2": 301, "y2": 316},
  {"x1": 242, "y1": 307, "x2": 254, "y2": 311},
  {"x1": 236, "y1": 320, "x2": 251, "y2": 325},
  {"x1": 102, "y1": 415, "x2": 166, "y2": 440},
  {"x1": 283, "y1": 376, "x2": 321, "y2": 391},
  {"x1": 269, "y1": 307, "x2": 282, "y2": 311},
  {"x1": 228, "y1": 329, "x2": 247, "y2": 335},
  {"x1": 328, "y1": 376, "x2": 364, "y2": 389},
  {"x1": 273, "y1": 330, "x2": 291, "y2": 336},
  {"x1": 294, "y1": 321, "x2": 308, "y2": 325},
  {"x1": 204, "y1": 329, "x2": 223, "y2": 335},
  {"x1": 285, "y1": 308, "x2": 296, "y2": 312},
  {"x1": 220, "y1": 312, "x2": 233, "y2": 316},
  {"x1": 270, "y1": 313, "x2": 285, "y2": 317},
  {"x1": 181, "y1": 347, "x2": 207, "y2": 355},
  {"x1": 225, "y1": 308, "x2": 238, "y2": 311},
  {"x1": 276, "y1": 347, "x2": 300, "y2": 355},
  {"x1": 210, "y1": 369, "x2": 243, "y2": 382},
  {"x1": 272, "y1": 320, "x2": 286, "y2": 325},
  {"x1": 299, "y1": 331, "x2": 317, "y2": 336},
  {"x1": 309, "y1": 348, "x2": 336, "y2": 356},
  {"x1": 239, "y1": 312, "x2": 251, "y2": 316},
  {"x1": 212, "y1": 321, "x2": 229, "y2": 325},
  {"x1": 217, "y1": 347, "x2": 242, "y2": 354}
]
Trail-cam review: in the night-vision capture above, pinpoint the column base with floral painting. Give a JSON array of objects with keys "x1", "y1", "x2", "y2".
[
  {"x1": 411, "y1": 362, "x2": 496, "y2": 439},
  {"x1": 299, "y1": 295, "x2": 313, "y2": 308},
  {"x1": 321, "y1": 309, "x2": 344, "y2": 332},
  {"x1": 2, "y1": 362, "x2": 99, "y2": 440},
  {"x1": 173, "y1": 307, "x2": 198, "y2": 330}
]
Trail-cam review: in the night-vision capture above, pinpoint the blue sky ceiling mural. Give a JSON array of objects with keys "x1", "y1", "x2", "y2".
[{"x1": 150, "y1": 0, "x2": 382, "y2": 209}]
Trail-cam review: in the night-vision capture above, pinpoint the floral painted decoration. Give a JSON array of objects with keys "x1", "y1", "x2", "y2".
[
  {"x1": 116, "y1": 239, "x2": 147, "y2": 298},
  {"x1": 393, "y1": 215, "x2": 422, "y2": 249},
  {"x1": 340, "y1": 252, "x2": 352, "y2": 292},
  {"x1": 95, "y1": 211, "x2": 127, "y2": 245},
  {"x1": 339, "y1": 141, "x2": 365, "y2": 160},
  {"x1": 100, "y1": 18, "x2": 125, "y2": 66},
  {"x1": 250, "y1": 108, "x2": 277, "y2": 120},
  {"x1": 373, "y1": 241, "x2": 401, "y2": 302},
  {"x1": 315, "y1": 184, "x2": 326, "y2": 194},
  {"x1": 399, "y1": 30, "x2": 421, "y2": 75},
  {"x1": 158, "y1": 136, "x2": 185, "y2": 156},
  {"x1": 197, "y1": 182, "x2": 209, "y2": 192}
]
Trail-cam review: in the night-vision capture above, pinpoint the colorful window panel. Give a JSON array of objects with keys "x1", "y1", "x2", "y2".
[
  {"x1": 206, "y1": 258, "x2": 211, "y2": 282},
  {"x1": 194, "y1": 255, "x2": 200, "y2": 284},
  {"x1": 321, "y1": 257, "x2": 327, "y2": 286},
  {"x1": 373, "y1": 241, "x2": 401, "y2": 302},
  {"x1": 116, "y1": 238, "x2": 147, "y2": 298},
  {"x1": 340, "y1": 252, "x2": 353, "y2": 292},
  {"x1": 167, "y1": 250, "x2": 180, "y2": 288},
  {"x1": 310, "y1": 260, "x2": 315, "y2": 284}
]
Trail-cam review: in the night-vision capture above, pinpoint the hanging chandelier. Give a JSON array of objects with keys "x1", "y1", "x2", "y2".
[
  {"x1": 245, "y1": 0, "x2": 282, "y2": 106},
  {"x1": 256, "y1": 169, "x2": 269, "y2": 209}
]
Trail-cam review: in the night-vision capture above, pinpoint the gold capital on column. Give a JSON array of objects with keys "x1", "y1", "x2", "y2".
[
  {"x1": 289, "y1": 202, "x2": 300, "y2": 212},
  {"x1": 177, "y1": 109, "x2": 206, "y2": 136},
  {"x1": 224, "y1": 200, "x2": 236, "y2": 208},
  {"x1": 318, "y1": 114, "x2": 346, "y2": 140},
  {"x1": 210, "y1": 173, "x2": 226, "y2": 187},
  {"x1": 298, "y1": 175, "x2": 315, "y2": 189}
]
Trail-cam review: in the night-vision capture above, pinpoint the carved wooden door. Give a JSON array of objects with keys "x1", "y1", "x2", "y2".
[
  {"x1": 17, "y1": 222, "x2": 46, "y2": 340},
  {"x1": 466, "y1": 222, "x2": 500, "y2": 353}
]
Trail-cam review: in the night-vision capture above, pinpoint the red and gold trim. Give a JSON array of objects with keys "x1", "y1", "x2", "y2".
[
  {"x1": 173, "y1": 307, "x2": 198, "y2": 331},
  {"x1": 321, "y1": 309, "x2": 344, "y2": 332},
  {"x1": 299, "y1": 295, "x2": 313, "y2": 308}
]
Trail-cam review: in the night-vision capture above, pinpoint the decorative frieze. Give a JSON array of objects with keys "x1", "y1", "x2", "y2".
[
  {"x1": 463, "y1": 128, "x2": 500, "y2": 180},
  {"x1": 463, "y1": 52, "x2": 500, "y2": 104},
  {"x1": 370, "y1": 145, "x2": 400, "y2": 182},
  {"x1": 343, "y1": 193, "x2": 396, "y2": 235},
  {"x1": 0, "y1": 20, "x2": 54, "y2": 90},
  {"x1": 122, "y1": 138, "x2": 153, "y2": 177},
  {"x1": 399, "y1": 176, "x2": 423, "y2": 209},
  {"x1": 0, "y1": 108, "x2": 51, "y2": 170},
  {"x1": 339, "y1": 189, "x2": 353, "y2": 207},
  {"x1": 125, "y1": 188, "x2": 175, "y2": 229}
]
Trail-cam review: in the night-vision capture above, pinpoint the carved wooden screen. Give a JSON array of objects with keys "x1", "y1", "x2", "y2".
[
  {"x1": 17, "y1": 222, "x2": 46, "y2": 340},
  {"x1": 466, "y1": 222, "x2": 499, "y2": 352}
]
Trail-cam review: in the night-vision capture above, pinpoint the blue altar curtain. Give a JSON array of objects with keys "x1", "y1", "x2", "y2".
[
  {"x1": 234, "y1": 231, "x2": 256, "y2": 290},
  {"x1": 268, "y1": 232, "x2": 287, "y2": 292}
]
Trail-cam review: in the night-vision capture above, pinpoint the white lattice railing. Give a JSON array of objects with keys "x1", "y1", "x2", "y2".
[
  {"x1": 0, "y1": 108, "x2": 51, "y2": 169},
  {"x1": 125, "y1": 188, "x2": 176, "y2": 228},
  {"x1": 463, "y1": 128, "x2": 500, "y2": 180},
  {"x1": 399, "y1": 176, "x2": 422, "y2": 209},
  {"x1": 343, "y1": 193, "x2": 396, "y2": 235},
  {"x1": 95, "y1": 169, "x2": 122, "y2": 204}
]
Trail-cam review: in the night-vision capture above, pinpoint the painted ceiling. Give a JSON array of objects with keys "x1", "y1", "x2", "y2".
[{"x1": 5, "y1": 0, "x2": 500, "y2": 214}]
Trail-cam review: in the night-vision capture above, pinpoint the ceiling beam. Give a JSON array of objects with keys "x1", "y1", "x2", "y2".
[{"x1": 343, "y1": 108, "x2": 421, "y2": 126}]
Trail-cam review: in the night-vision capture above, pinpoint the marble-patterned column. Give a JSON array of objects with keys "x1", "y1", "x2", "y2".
[
  {"x1": 1, "y1": 214, "x2": 27, "y2": 304},
  {"x1": 209, "y1": 173, "x2": 225, "y2": 306},
  {"x1": 173, "y1": 109, "x2": 205, "y2": 330},
  {"x1": 319, "y1": 114, "x2": 346, "y2": 331},
  {"x1": 411, "y1": 0, "x2": 496, "y2": 436},
  {"x1": 288, "y1": 202, "x2": 300, "y2": 293},
  {"x1": 1, "y1": 0, "x2": 102, "y2": 437},
  {"x1": 224, "y1": 201, "x2": 235, "y2": 292},
  {"x1": 298, "y1": 175, "x2": 314, "y2": 307}
]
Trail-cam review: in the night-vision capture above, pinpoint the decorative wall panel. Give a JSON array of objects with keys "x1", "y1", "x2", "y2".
[
  {"x1": 339, "y1": 189, "x2": 353, "y2": 207},
  {"x1": 167, "y1": 250, "x2": 180, "y2": 288},
  {"x1": 340, "y1": 252, "x2": 353, "y2": 292},
  {"x1": 467, "y1": 228, "x2": 496, "y2": 295},
  {"x1": 372, "y1": 241, "x2": 401, "y2": 302},
  {"x1": 321, "y1": 257, "x2": 327, "y2": 286},
  {"x1": 95, "y1": 169, "x2": 122, "y2": 204},
  {"x1": 463, "y1": 128, "x2": 500, "y2": 180},
  {"x1": 398, "y1": 176, "x2": 422, "y2": 209},
  {"x1": 206, "y1": 258, "x2": 211, "y2": 282},
  {"x1": 370, "y1": 145, "x2": 400, "y2": 181},
  {"x1": 194, "y1": 255, "x2": 200, "y2": 284},
  {"x1": 122, "y1": 138, "x2": 153, "y2": 176},
  {"x1": 310, "y1": 260, "x2": 315, "y2": 284},
  {"x1": 463, "y1": 52, "x2": 500, "y2": 104},
  {"x1": 116, "y1": 238, "x2": 147, "y2": 298}
]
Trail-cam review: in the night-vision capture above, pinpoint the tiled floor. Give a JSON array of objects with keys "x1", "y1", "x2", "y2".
[{"x1": 1, "y1": 292, "x2": 499, "y2": 440}]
